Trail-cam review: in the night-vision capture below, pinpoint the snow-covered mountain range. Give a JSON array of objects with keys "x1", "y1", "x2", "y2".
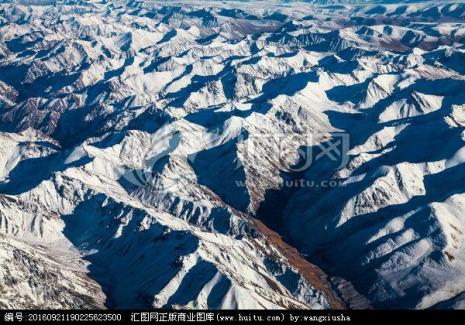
[{"x1": 1, "y1": 0, "x2": 465, "y2": 309}]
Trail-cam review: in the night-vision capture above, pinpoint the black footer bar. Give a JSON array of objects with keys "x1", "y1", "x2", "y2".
[{"x1": 1, "y1": 310, "x2": 464, "y2": 324}]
